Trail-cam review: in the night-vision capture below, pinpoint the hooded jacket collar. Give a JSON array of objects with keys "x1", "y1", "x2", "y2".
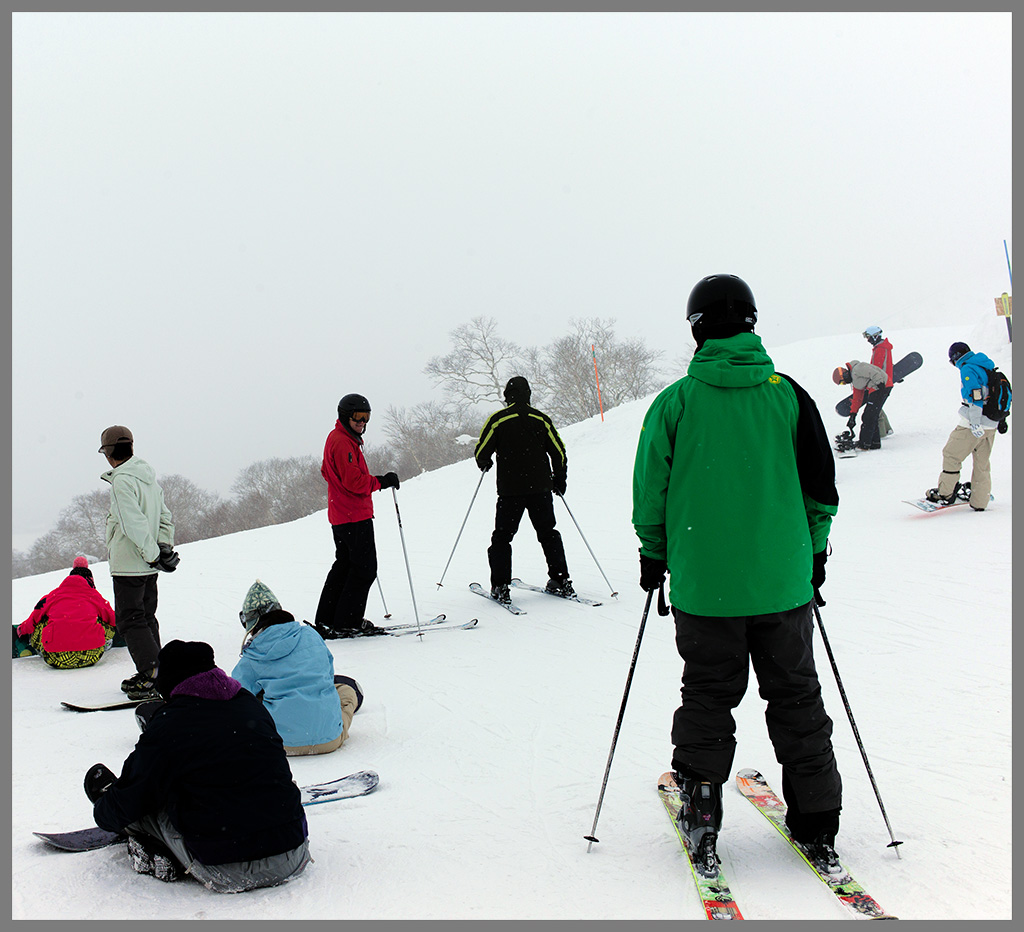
[{"x1": 687, "y1": 332, "x2": 775, "y2": 389}]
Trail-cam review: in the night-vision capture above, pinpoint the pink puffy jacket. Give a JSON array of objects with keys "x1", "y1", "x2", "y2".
[{"x1": 18, "y1": 575, "x2": 115, "y2": 652}]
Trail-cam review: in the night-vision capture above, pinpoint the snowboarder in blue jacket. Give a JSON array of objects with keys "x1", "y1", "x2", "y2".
[{"x1": 925, "y1": 342, "x2": 1004, "y2": 510}]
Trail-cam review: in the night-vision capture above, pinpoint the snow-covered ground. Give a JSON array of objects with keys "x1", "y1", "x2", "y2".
[{"x1": 11, "y1": 316, "x2": 1011, "y2": 920}]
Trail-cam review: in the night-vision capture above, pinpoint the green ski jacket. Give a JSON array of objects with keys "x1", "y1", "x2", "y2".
[{"x1": 632, "y1": 333, "x2": 837, "y2": 617}]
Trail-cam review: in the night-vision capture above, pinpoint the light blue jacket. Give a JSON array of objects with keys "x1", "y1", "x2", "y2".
[
  {"x1": 231, "y1": 622, "x2": 343, "y2": 748},
  {"x1": 954, "y1": 351, "x2": 1000, "y2": 430}
]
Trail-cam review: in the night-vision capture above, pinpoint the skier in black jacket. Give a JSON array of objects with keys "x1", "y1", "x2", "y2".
[
  {"x1": 475, "y1": 376, "x2": 573, "y2": 604},
  {"x1": 84, "y1": 640, "x2": 310, "y2": 892}
]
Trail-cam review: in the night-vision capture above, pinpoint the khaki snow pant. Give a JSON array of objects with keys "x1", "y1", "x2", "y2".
[
  {"x1": 937, "y1": 425, "x2": 996, "y2": 509},
  {"x1": 283, "y1": 684, "x2": 358, "y2": 757}
]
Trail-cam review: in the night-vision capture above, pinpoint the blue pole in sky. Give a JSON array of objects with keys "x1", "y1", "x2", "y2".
[{"x1": 1004, "y1": 239, "x2": 1012, "y2": 287}]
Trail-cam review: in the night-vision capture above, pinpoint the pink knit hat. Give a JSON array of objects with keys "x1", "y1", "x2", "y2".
[{"x1": 73, "y1": 556, "x2": 89, "y2": 568}]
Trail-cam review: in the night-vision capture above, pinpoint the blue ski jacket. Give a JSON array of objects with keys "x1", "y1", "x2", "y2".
[{"x1": 231, "y1": 622, "x2": 344, "y2": 749}]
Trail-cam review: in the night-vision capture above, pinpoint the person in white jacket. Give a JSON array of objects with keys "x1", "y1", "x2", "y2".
[{"x1": 99, "y1": 425, "x2": 178, "y2": 699}]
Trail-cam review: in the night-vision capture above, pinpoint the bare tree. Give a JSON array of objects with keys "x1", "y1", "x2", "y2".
[
  {"x1": 230, "y1": 456, "x2": 326, "y2": 530},
  {"x1": 380, "y1": 401, "x2": 483, "y2": 477},
  {"x1": 159, "y1": 475, "x2": 227, "y2": 544},
  {"x1": 525, "y1": 318, "x2": 667, "y2": 425},
  {"x1": 424, "y1": 316, "x2": 524, "y2": 407}
]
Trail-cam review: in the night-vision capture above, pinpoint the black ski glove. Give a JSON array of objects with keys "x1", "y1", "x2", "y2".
[
  {"x1": 846, "y1": 415, "x2": 857, "y2": 430},
  {"x1": 478, "y1": 459, "x2": 493, "y2": 473},
  {"x1": 149, "y1": 543, "x2": 179, "y2": 572},
  {"x1": 84, "y1": 763, "x2": 117, "y2": 803},
  {"x1": 998, "y1": 419, "x2": 1008, "y2": 434},
  {"x1": 553, "y1": 476, "x2": 567, "y2": 497},
  {"x1": 376, "y1": 472, "x2": 400, "y2": 490},
  {"x1": 812, "y1": 549, "x2": 828, "y2": 606},
  {"x1": 639, "y1": 552, "x2": 667, "y2": 592}
]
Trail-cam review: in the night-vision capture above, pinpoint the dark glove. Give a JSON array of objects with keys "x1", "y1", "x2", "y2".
[
  {"x1": 998, "y1": 419, "x2": 1008, "y2": 434},
  {"x1": 84, "y1": 763, "x2": 117, "y2": 803},
  {"x1": 376, "y1": 472, "x2": 400, "y2": 490},
  {"x1": 149, "y1": 542, "x2": 179, "y2": 572},
  {"x1": 812, "y1": 549, "x2": 828, "y2": 606},
  {"x1": 553, "y1": 476, "x2": 566, "y2": 497},
  {"x1": 639, "y1": 551, "x2": 667, "y2": 593},
  {"x1": 478, "y1": 459, "x2": 493, "y2": 473},
  {"x1": 846, "y1": 415, "x2": 857, "y2": 430}
]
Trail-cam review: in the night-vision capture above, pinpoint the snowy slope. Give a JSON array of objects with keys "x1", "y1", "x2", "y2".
[{"x1": 11, "y1": 319, "x2": 1011, "y2": 920}]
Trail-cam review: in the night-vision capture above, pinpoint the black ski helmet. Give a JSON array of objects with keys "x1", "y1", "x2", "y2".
[
  {"x1": 337, "y1": 393, "x2": 371, "y2": 421},
  {"x1": 948, "y1": 342, "x2": 971, "y2": 366},
  {"x1": 686, "y1": 274, "x2": 757, "y2": 329}
]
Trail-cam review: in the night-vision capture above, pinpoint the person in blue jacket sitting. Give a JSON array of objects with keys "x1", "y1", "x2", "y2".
[
  {"x1": 925, "y1": 342, "x2": 1006, "y2": 511},
  {"x1": 232, "y1": 580, "x2": 364, "y2": 755}
]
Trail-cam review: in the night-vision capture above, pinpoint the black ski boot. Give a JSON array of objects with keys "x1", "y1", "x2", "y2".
[
  {"x1": 490, "y1": 584, "x2": 512, "y2": 606},
  {"x1": 800, "y1": 831, "x2": 844, "y2": 877},
  {"x1": 676, "y1": 774, "x2": 723, "y2": 877},
  {"x1": 544, "y1": 576, "x2": 576, "y2": 598}
]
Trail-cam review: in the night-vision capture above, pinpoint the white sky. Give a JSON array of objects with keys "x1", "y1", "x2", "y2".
[{"x1": 11, "y1": 11, "x2": 1012, "y2": 546}]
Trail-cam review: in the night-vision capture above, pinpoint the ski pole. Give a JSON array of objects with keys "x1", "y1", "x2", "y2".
[
  {"x1": 558, "y1": 494, "x2": 618, "y2": 598},
  {"x1": 436, "y1": 470, "x2": 486, "y2": 589},
  {"x1": 811, "y1": 601, "x2": 903, "y2": 856},
  {"x1": 584, "y1": 586, "x2": 656, "y2": 852},
  {"x1": 377, "y1": 578, "x2": 391, "y2": 619},
  {"x1": 391, "y1": 489, "x2": 423, "y2": 638}
]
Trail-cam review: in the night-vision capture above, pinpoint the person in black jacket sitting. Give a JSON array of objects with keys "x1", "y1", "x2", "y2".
[
  {"x1": 84, "y1": 639, "x2": 310, "y2": 893},
  {"x1": 474, "y1": 376, "x2": 574, "y2": 604}
]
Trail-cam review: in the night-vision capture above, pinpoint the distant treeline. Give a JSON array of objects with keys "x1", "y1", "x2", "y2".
[{"x1": 13, "y1": 316, "x2": 672, "y2": 578}]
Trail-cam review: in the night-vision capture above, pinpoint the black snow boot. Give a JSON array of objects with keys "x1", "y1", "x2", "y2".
[{"x1": 676, "y1": 774, "x2": 723, "y2": 877}]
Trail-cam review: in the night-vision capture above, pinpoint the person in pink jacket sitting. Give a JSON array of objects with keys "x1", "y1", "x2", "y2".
[{"x1": 16, "y1": 557, "x2": 116, "y2": 668}]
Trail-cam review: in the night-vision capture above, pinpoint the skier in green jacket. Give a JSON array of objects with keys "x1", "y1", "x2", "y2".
[{"x1": 632, "y1": 274, "x2": 842, "y2": 877}]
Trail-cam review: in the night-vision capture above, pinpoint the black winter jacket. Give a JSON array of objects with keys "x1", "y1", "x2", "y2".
[
  {"x1": 93, "y1": 668, "x2": 307, "y2": 865},
  {"x1": 475, "y1": 401, "x2": 568, "y2": 497}
]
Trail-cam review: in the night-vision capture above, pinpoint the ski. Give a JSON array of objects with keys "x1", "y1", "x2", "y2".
[
  {"x1": 510, "y1": 578, "x2": 604, "y2": 607},
  {"x1": 35, "y1": 770, "x2": 381, "y2": 850},
  {"x1": 379, "y1": 614, "x2": 447, "y2": 632},
  {"x1": 387, "y1": 618, "x2": 479, "y2": 637},
  {"x1": 734, "y1": 769, "x2": 896, "y2": 920},
  {"x1": 469, "y1": 582, "x2": 526, "y2": 615},
  {"x1": 61, "y1": 698, "x2": 152, "y2": 713},
  {"x1": 657, "y1": 772, "x2": 744, "y2": 920}
]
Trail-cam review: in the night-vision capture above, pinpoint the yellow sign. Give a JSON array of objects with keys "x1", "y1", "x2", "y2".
[{"x1": 995, "y1": 293, "x2": 1012, "y2": 317}]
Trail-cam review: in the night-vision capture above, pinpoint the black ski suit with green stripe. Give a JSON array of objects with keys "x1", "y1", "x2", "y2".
[{"x1": 475, "y1": 390, "x2": 570, "y2": 588}]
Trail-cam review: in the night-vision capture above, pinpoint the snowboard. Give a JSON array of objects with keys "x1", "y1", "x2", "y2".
[
  {"x1": 835, "y1": 352, "x2": 922, "y2": 417},
  {"x1": 35, "y1": 770, "x2": 381, "y2": 850},
  {"x1": 904, "y1": 493, "x2": 993, "y2": 514},
  {"x1": 61, "y1": 698, "x2": 153, "y2": 713}
]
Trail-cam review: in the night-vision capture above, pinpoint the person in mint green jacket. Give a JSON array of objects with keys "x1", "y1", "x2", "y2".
[
  {"x1": 99, "y1": 425, "x2": 178, "y2": 700},
  {"x1": 632, "y1": 275, "x2": 842, "y2": 875}
]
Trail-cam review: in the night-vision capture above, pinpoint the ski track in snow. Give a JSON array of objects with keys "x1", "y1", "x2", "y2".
[{"x1": 11, "y1": 319, "x2": 1011, "y2": 919}]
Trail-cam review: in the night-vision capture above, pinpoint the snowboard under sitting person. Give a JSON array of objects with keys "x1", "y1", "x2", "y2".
[{"x1": 15, "y1": 557, "x2": 117, "y2": 668}]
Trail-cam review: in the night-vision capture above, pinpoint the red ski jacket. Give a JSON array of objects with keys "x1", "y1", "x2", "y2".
[
  {"x1": 18, "y1": 574, "x2": 115, "y2": 652},
  {"x1": 321, "y1": 420, "x2": 381, "y2": 526},
  {"x1": 870, "y1": 338, "x2": 894, "y2": 387}
]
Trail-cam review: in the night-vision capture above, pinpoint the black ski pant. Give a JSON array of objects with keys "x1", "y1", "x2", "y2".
[
  {"x1": 315, "y1": 519, "x2": 377, "y2": 632},
  {"x1": 112, "y1": 574, "x2": 161, "y2": 674},
  {"x1": 858, "y1": 386, "x2": 891, "y2": 448},
  {"x1": 488, "y1": 493, "x2": 569, "y2": 588},
  {"x1": 670, "y1": 601, "x2": 842, "y2": 818}
]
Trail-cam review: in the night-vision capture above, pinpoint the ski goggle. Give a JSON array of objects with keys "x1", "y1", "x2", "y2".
[
  {"x1": 239, "y1": 602, "x2": 280, "y2": 630},
  {"x1": 349, "y1": 412, "x2": 370, "y2": 423}
]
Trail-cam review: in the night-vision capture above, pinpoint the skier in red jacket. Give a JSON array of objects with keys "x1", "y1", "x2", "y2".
[{"x1": 313, "y1": 394, "x2": 399, "y2": 638}]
